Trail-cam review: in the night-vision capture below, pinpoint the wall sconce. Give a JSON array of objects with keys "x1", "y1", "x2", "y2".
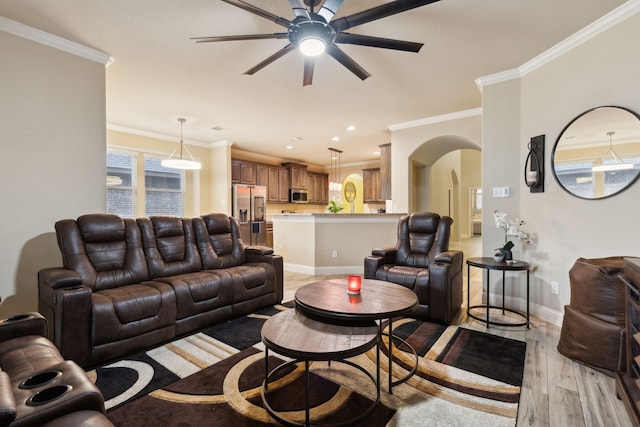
[
  {"x1": 524, "y1": 135, "x2": 545, "y2": 193},
  {"x1": 347, "y1": 275, "x2": 362, "y2": 295}
]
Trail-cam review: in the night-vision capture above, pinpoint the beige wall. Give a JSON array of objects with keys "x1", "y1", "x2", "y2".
[
  {"x1": 0, "y1": 31, "x2": 107, "y2": 316},
  {"x1": 480, "y1": 10, "x2": 640, "y2": 322}
]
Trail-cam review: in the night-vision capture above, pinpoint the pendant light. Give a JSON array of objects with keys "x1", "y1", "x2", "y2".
[
  {"x1": 161, "y1": 118, "x2": 201, "y2": 170},
  {"x1": 592, "y1": 131, "x2": 633, "y2": 172},
  {"x1": 328, "y1": 148, "x2": 342, "y2": 192}
]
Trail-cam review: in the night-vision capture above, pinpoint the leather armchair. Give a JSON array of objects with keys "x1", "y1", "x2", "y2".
[
  {"x1": 364, "y1": 212, "x2": 463, "y2": 324},
  {"x1": 0, "y1": 313, "x2": 112, "y2": 427}
]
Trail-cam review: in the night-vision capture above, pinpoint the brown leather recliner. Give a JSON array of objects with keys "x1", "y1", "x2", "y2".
[
  {"x1": 0, "y1": 312, "x2": 112, "y2": 427},
  {"x1": 557, "y1": 256, "x2": 626, "y2": 376},
  {"x1": 364, "y1": 212, "x2": 464, "y2": 324}
]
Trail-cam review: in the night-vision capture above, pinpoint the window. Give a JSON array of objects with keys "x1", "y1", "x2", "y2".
[
  {"x1": 107, "y1": 151, "x2": 186, "y2": 217},
  {"x1": 107, "y1": 151, "x2": 136, "y2": 217},
  {"x1": 144, "y1": 155, "x2": 185, "y2": 217}
]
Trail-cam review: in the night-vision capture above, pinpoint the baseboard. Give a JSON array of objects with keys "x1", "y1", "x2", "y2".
[{"x1": 489, "y1": 294, "x2": 564, "y2": 326}]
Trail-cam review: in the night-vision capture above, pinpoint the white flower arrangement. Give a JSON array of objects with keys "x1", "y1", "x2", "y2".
[{"x1": 493, "y1": 210, "x2": 531, "y2": 253}]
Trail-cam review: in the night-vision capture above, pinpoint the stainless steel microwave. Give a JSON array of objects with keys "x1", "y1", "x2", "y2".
[{"x1": 289, "y1": 189, "x2": 308, "y2": 203}]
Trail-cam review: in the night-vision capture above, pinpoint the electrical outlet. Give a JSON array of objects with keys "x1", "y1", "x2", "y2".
[
  {"x1": 331, "y1": 250, "x2": 338, "y2": 258},
  {"x1": 551, "y1": 281, "x2": 559, "y2": 295}
]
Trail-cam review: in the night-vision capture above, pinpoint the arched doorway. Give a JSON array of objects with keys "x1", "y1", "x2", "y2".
[{"x1": 408, "y1": 135, "x2": 481, "y2": 242}]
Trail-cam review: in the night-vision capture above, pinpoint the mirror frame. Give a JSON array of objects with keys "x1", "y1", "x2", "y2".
[{"x1": 551, "y1": 105, "x2": 640, "y2": 200}]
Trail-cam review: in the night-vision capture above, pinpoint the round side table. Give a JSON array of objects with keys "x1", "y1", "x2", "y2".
[{"x1": 466, "y1": 257, "x2": 530, "y2": 328}]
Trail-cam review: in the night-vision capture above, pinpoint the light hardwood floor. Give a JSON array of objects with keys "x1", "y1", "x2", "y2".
[{"x1": 282, "y1": 236, "x2": 633, "y2": 426}]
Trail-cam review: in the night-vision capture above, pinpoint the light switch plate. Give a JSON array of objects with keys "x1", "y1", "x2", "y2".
[{"x1": 492, "y1": 187, "x2": 511, "y2": 198}]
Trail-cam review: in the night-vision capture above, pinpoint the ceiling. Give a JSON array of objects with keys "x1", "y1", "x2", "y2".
[{"x1": 0, "y1": 0, "x2": 627, "y2": 166}]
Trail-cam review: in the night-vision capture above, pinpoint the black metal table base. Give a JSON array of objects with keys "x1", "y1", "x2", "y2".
[
  {"x1": 468, "y1": 305, "x2": 529, "y2": 327},
  {"x1": 261, "y1": 353, "x2": 380, "y2": 427},
  {"x1": 466, "y1": 258, "x2": 531, "y2": 329}
]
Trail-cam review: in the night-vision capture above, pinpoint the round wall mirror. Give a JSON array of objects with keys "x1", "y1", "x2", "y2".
[{"x1": 552, "y1": 106, "x2": 640, "y2": 199}]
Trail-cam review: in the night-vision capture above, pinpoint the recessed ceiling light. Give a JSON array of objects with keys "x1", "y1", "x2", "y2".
[
  {"x1": 211, "y1": 126, "x2": 225, "y2": 131},
  {"x1": 347, "y1": 125, "x2": 356, "y2": 131},
  {"x1": 291, "y1": 136, "x2": 303, "y2": 142},
  {"x1": 373, "y1": 151, "x2": 380, "y2": 155},
  {"x1": 332, "y1": 136, "x2": 340, "y2": 141},
  {"x1": 286, "y1": 145, "x2": 294, "y2": 150}
]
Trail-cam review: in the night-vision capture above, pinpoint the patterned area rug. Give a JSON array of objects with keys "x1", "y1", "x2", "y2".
[{"x1": 88, "y1": 303, "x2": 526, "y2": 426}]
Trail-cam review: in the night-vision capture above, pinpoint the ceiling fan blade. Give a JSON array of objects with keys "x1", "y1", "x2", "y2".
[
  {"x1": 192, "y1": 33, "x2": 289, "y2": 43},
  {"x1": 222, "y1": 0, "x2": 291, "y2": 28},
  {"x1": 318, "y1": 0, "x2": 345, "y2": 23},
  {"x1": 303, "y1": 57, "x2": 315, "y2": 86},
  {"x1": 332, "y1": 0, "x2": 440, "y2": 32},
  {"x1": 288, "y1": 0, "x2": 310, "y2": 18},
  {"x1": 335, "y1": 33, "x2": 423, "y2": 52},
  {"x1": 325, "y1": 44, "x2": 371, "y2": 81},
  {"x1": 244, "y1": 44, "x2": 296, "y2": 75}
]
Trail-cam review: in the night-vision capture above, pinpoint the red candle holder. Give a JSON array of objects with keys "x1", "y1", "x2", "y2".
[{"x1": 347, "y1": 275, "x2": 361, "y2": 295}]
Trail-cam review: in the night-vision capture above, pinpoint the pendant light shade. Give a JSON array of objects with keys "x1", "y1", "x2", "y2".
[
  {"x1": 161, "y1": 118, "x2": 201, "y2": 170},
  {"x1": 591, "y1": 131, "x2": 633, "y2": 172},
  {"x1": 328, "y1": 148, "x2": 342, "y2": 191}
]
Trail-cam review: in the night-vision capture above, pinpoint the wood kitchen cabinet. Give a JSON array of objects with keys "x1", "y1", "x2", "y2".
[
  {"x1": 267, "y1": 166, "x2": 289, "y2": 202},
  {"x1": 283, "y1": 162, "x2": 307, "y2": 190},
  {"x1": 256, "y1": 164, "x2": 269, "y2": 187},
  {"x1": 307, "y1": 172, "x2": 328, "y2": 204},
  {"x1": 231, "y1": 159, "x2": 256, "y2": 185},
  {"x1": 363, "y1": 168, "x2": 383, "y2": 202}
]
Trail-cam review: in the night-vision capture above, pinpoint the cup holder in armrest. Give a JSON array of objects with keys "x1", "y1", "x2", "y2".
[
  {"x1": 19, "y1": 370, "x2": 62, "y2": 389},
  {"x1": 2, "y1": 313, "x2": 34, "y2": 323},
  {"x1": 26, "y1": 385, "x2": 72, "y2": 407}
]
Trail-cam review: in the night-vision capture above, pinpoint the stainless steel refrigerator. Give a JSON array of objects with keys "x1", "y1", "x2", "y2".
[{"x1": 232, "y1": 184, "x2": 267, "y2": 246}]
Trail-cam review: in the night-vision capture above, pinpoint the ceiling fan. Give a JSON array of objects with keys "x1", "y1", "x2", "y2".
[{"x1": 192, "y1": 0, "x2": 440, "y2": 86}]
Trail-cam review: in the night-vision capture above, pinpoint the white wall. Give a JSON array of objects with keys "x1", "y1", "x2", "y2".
[
  {"x1": 0, "y1": 30, "x2": 107, "y2": 316},
  {"x1": 480, "y1": 8, "x2": 640, "y2": 323}
]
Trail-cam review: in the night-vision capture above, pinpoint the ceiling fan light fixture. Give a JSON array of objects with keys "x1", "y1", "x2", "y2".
[{"x1": 299, "y1": 37, "x2": 326, "y2": 56}]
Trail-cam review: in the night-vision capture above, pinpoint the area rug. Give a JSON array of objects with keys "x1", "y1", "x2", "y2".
[{"x1": 88, "y1": 303, "x2": 526, "y2": 426}]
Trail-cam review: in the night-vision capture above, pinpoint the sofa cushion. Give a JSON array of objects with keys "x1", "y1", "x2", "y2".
[
  {"x1": 156, "y1": 271, "x2": 234, "y2": 320},
  {"x1": 56, "y1": 214, "x2": 149, "y2": 291},
  {"x1": 137, "y1": 217, "x2": 202, "y2": 278},
  {"x1": 92, "y1": 282, "x2": 177, "y2": 346},
  {"x1": 375, "y1": 265, "x2": 430, "y2": 304},
  {"x1": 194, "y1": 215, "x2": 246, "y2": 269}
]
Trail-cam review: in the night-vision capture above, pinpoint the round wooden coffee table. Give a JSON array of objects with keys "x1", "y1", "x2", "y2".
[
  {"x1": 261, "y1": 309, "x2": 379, "y2": 427},
  {"x1": 295, "y1": 278, "x2": 419, "y2": 394}
]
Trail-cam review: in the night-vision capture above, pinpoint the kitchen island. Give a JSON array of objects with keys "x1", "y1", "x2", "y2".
[{"x1": 271, "y1": 213, "x2": 405, "y2": 275}]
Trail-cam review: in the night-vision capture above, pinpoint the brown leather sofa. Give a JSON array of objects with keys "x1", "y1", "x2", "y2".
[
  {"x1": 0, "y1": 312, "x2": 113, "y2": 427},
  {"x1": 364, "y1": 212, "x2": 463, "y2": 324},
  {"x1": 557, "y1": 256, "x2": 626, "y2": 376},
  {"x1": 38, "y1": 213, "x2": 283, "y2": 368}
]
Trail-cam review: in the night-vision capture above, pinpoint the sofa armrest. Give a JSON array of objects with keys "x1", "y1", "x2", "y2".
[
  {"x1": 0, "y1": 312, "x2": 47, "y2": 342},
  {"x1": 245, "y1": 245, "x2": 274, "y2": 257},
  {"x1": 244, "y1": 250, "x2": 284, "y2": 303},
  {"x1": 371, "y1": 247, "x2": 397, "y2": 258},
  {"x1": 364, "y1": 247, "x2": 397, "y2": 279},
  {"x1": 434, "y1": 250, "x2": 463, "y2": 271},
  {"x1": 38, "y1": 269, "x2": 93, "y2": 367},
  {"x1": 428, "y1": 250, "x2": 464, "y2": 324},
  {"x1": 38, "y1": 267, "x2": 82, "y2": 289}
]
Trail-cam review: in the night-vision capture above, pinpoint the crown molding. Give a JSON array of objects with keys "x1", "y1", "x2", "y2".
[
  {"x1": 388, "y1": 108, "x2": 482, "y2": 131},
  {"x1": 107, "y1": 123, "x2": 223, "y2": 148},
  {"x1": 0, "y1": 16, "x2": 113, "y2": 66},
  {"x1": 476, "y1": 1, "x2": 640, "y2": 89}
]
